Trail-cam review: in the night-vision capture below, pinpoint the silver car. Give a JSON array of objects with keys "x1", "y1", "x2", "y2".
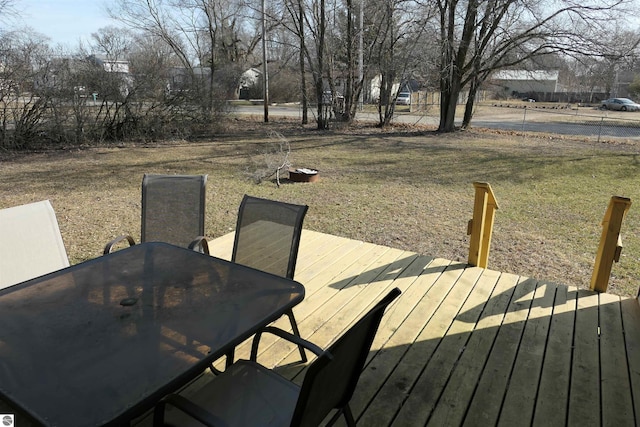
[
  {"x1": 396, "y1": 92, "x2": 411, "y2": 105},
  {"x1": 601, "y1": 98, "x2": 640, "y2": 111}
]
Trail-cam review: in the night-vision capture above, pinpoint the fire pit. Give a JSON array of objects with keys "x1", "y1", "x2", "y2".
[{"x1": 288, "y1": 168, "x2": 319, "y2": 183}]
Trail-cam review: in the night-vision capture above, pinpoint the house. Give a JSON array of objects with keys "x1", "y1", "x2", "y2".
[
  {"x1": 89, "y1": 55, "x2": 133, "y2": 98},
  {"x1": 238, "y1": 68, "x2": 262, "y2": 99},
  {"x1": 491, "y1": 70, "x2": 559, "y2": 96},
  {"x1": 166, "y1": 66, "x2": 211, "y2": 94},
  {"x1": 367, "y1": 75, "x2": 421, "y2": 104},
  {"x1": 90, "y1": 55, "x2": 130, "y2": 74}
]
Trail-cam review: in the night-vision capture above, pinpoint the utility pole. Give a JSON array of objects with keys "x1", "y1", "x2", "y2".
[
  {"x1": 358, "y1": 0, "x2": 363, "y2": 109},
  {"x1": 262, "y1": 0, "x2": 269, "y2": 122}
]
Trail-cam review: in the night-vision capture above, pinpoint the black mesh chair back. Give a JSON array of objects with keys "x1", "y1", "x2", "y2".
[
  {"x1": 292, "y1": 288, "x2": 401, "y2": 426},
  {"x1": 142, "y1": 174, "x2": 207, "y2": 248},
  {"x1": 152, "y1": 288, "x2": 401, "y2": 426},
  {"x1": 231, "y1": 195, "x2": 308, "y2": 279}
]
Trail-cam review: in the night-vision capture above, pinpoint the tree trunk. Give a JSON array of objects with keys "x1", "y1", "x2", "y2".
[
  {"x1": 342, "y1": 0, "x2": 354, "y2": 122},
  {"x1": 378, "y1": 72, "x2": 394, "y2": 126},
  {"x1": 438, "y1": 73, "x2": 461, "y2": 132},
  {"x1": 300, "y1": 58, "x2": 308, "y2": 125},
  {"x1": 316, "y1": 0, "x2": 328, "y2": 129},
  {"x1": 461, "y1": 94, "x2": 474, "y2": 130},
  {"x1": 461, "y1": 77, "x2": 479, "y2": 129},
  {"x1": 438, "y1": 0, "x2": 475, "y2": 132},
  {"x1": 298, "y1": 0, "x2": 308, "y2": 124}
]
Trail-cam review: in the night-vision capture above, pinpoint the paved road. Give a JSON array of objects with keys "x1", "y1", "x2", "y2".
[
  {"x1": 233, "y1": 104, "x2": 640, "y2": 139},
  {"x1": 473, "y1": 119, "x2": 640, "y2": 139}
]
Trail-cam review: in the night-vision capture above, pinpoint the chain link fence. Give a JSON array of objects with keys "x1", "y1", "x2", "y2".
[
  {"x1": 366, "y1": 101, "x2": 640, "y2": 141},
  {"x1": 482, "y1": 106, "x2": 640, "y2": 142}
]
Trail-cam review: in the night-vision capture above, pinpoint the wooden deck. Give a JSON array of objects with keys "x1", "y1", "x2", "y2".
[
  {"x1": 6, "y1": 230, "x2": 638, "y2": 426},
  {"x1": 142, "y1": 229, "x2": 640, "y2": 426}
]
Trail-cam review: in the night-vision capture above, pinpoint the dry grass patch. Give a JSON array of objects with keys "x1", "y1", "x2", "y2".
[{"x1": 1, "y1": 117, "x2": 639, "y2": 297}]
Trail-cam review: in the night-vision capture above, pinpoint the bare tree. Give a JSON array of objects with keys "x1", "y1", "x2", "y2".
[
  {"x1": 0, "y1": 0, "x2": 17, "y2": 26},
  {"x1": 90, "y1": 26, "x2": 134, "y2": 60},
  {"x1": 435, "y1": 0, "x2": 636, "y2": 132},
  {"x1": 271, "y1": 0, "x2": 429, "y2": 127},
  {"x1": 108, "y1": 0, "x2": 261, "y2": 115},
  {"x1": 282, "y1": 0, "x2": 310, "y2": 123},
  {"x1": 0, "y1": 29, "x2": 56, "y2": 148},
  {"x1": 309, "y1": 0, "x2": 329, "y2": 128}
]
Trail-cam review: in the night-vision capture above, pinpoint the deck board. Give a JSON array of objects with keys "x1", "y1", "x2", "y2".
[
  {"x1": 427, "y1": 269, "x2": 513, "y2": 426},
  {"x1": 364, "y1": 264, "x2": 478, "y2": 426},
  {"x1": 498, "y1": 280, "x2": 557, "y2": 426},
  {"x1": 462, "y1": 276, "x2": 537, "y2": 426},
  {"x1": 151, "y1": 231, "x2": 640, "y2": 426},
  {"x1": 7, "y1": 230, "x2": 638, "y2": 426},
  {"x1": 621, "y1": 297, "x2": 640, "y2": 419},
  {"x1": 599, "y1": 292, "x2": 635, "y2": 425},
  {"x1": 391, "y1": 266, "x2": 489, "y2": 426},
  {"x1": 568, "y1": 290, "x2": 601, "y2": 425},
  {"x1": 348, "y1": 256, "x2": 449, "y2": 419},
  {"x1": 532, "y1": 285, "x2": 577, "y2": 427}
]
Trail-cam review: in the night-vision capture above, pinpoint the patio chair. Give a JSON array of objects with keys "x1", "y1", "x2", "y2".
[
  {"x1": 0, "y1": 200, "x2": 69, "y2": 289},
  {"x1": 103, "y1": 174, "x2": 209, "y2": 254},
  {"x1": 230, "y1": 194, "x2": 309, "y2": 363},
  {"x1": 153, "y1": 287, "x2": 402, "y2": 427}
]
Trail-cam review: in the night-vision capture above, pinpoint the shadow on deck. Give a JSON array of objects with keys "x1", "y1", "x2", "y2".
[
  {"x1": 168, "y1": 229, "x2": 640, "y2": 426},
  {"x1": 4, "y1": 230, "x2": 637, "y2": 426}
]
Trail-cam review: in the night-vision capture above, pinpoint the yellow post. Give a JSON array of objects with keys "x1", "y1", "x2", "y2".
[
  {"x1": 468, "y1": 182, "x2": 499, "y2": 268},
  {"x1": 590, "y1": 196, "x2": 631, "y2": 292}
]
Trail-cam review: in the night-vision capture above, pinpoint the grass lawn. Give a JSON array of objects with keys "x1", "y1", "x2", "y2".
[{"x1": 1, "y1": 116, "x2": 639, "y2": 297}]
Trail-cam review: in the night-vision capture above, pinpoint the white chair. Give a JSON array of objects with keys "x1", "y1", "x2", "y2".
[{"x1": 0, "y1": 200, "x2": 69, "y2": 289}]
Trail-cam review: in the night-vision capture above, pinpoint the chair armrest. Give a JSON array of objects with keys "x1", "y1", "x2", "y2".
[
  {"x1": 153, "y1": 394, "x2": 227, "y2": 427},
  {"x1": 188, "y1": 236, "x2": 210, "y2": 254},
  {"x1": 250, "y1": 326, "x2": 325, "y2": 362},
  {"x1": 103, "y1": 235, "x2": 136, "y2": 255}
]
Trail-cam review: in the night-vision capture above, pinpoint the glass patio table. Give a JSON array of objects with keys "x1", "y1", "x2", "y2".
[{"x1": 0, "y1": 242, "x2": 305, "y2": 426}]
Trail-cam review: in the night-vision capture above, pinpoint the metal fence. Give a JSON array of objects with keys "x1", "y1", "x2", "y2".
[
  {"x1": 375, "y1": 102, "x2": 640, "y2": 141},
  {"x1": 488, "y1": 106, "x2": 640, "y2": 142}
]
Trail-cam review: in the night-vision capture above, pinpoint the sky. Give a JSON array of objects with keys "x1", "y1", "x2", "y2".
[{"x1": 15, "y1": 0, "x2": 118, "y2": 48}]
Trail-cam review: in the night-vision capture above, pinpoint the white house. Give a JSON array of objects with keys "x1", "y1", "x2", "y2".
[
  {"x1": 368, "y1": 74, "x2": 401, "y2": 102},
  {"x1": 491, "y1": 70, "x2": 559, "y2": 94},
  {"x1": 91, "y1": 55, "x2": 130, "y2": 74},
  {"x1": 240, "y1": 68, "x2": 261, "y2": 87}
]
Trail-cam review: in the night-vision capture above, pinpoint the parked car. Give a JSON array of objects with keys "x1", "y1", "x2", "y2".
[
  {"x1": 321, "y1": 90, "x2": 344, "y2": 105},
  {"x1": 600, "y1": 98, "x2": 640, "y2": 111},
  {"x1": 396, "y1": 91, "x2": 411, "y2": 105}
]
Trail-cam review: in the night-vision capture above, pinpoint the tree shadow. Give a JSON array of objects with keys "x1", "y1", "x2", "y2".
[
  {"x1": 276, "y1": 275, "x2": 639, "y2": 426},
  {"x1": 329, "y1": 254, "x2": 467, "y2": 289}
]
